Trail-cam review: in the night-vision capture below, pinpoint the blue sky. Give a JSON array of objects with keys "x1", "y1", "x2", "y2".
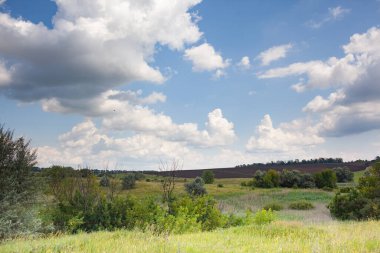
[{"x1": 0, "y1": 0, "x2": 379, "y2": 170}]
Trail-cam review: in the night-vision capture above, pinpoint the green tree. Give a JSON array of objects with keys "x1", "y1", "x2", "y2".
[
  {"x1": 314, "y1": 169, "x2": 337, "y2": 189},
  {"x1": 0, "y1": 125, "x2": 39, "y2": 239},
  {"x1": 122, "y1": 174, "x2": 136, "y2": 190},
  {"x1": 202, "y1": 170, "x2": 215, "y2": 184},
  {"x1": 185, "y1": 177, "x2": 207, "y2": 197}
]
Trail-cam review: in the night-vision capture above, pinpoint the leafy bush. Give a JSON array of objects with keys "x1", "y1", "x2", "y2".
[
  {"x1": 329, "y1": 163, "x2": 380, "y2": 220},
  {"x1": 0, "y1": 125, "x2": 41, "y2": 240},
  {"x1": 185, "y1": 177, "x2": 207, "y2": 197},
  {"x1": 240, "y1": 181, "x2": 247, "y2": 187},
  {"x1": 246, "y1": 209, "x2": 277, "y2": 225},
  {"x1": 217, "y1": 183, "x2": 224, "y2": 188},
  {"x1": 298, "y1": 173, "x2": 316, "y2": 188},
  {"x1": 314, "y1": 169, "x2": 337, "y2": 189},
  {"x1": 201, "y1": 170, "x2": 215, "y2": 184},
  {"x1": 252, "y1": 169, "x2": 280, "y2": 188},
  {"x1": 122, "y1": 174, "x2": 136, "y2": 190},
  {"x1": 263, "y1": 203, "x2": 283, "y2": 211},
  {"x1": 289, "y1": 201, "x2": 314, "y2": 210},
  {"x1": 280, "y1": 169, "x2": 301, "y2": 188},
  {"x1": 333, "y1": 167, "x2": 354, "y2": 182},
  {"x1": 99, "y1": 175, "x2": 110, "y2": 187}
]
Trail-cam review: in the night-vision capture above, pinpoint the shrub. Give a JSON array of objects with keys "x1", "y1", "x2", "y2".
[
  {"x1": 314, "y1": 169, "x2": 337, "y2": 189},
  {"x1": 246, "y1": 209, "x2": 277, "y2": 225},
  {"x1": 329, "y1": 162, "x2": 380, "y2": 220},
  {"x1": 240, "y1": 181, "x2": 247, "y2": 187},
  {"x1": 99, "y1": 175, "x2": 110, "y2": 187},
  {"x1": 217, "y1": 183, "x2": 224, "y2": 188},
  {"x1": 252, "y1": 169, "x2": 280, "y2": 188},
  {"x1": 263, "y1": 203, "x2": 283, "y2": 211},
  {"x1": 0, "y1": 125, "x2": 40, "y2": 240},
  {"x1": 289, "y1": 201, "x2": 314, "y2": 210},
  {"x1": 333, "y1": 167, "x2": 354, "y2": 182},
  {"x1": 280, "y1": 169, "x2": 301, "y2": 188},
  {"x1": 145, "y1": 178, "x2": 151, "y2": 182},
  {"x1": 122, "y1": 174, "x2": 136, "y2": 190},
  {"x1": 299, "y1": 173, "x2": 316, "y2": 188},
  {"x1": 202, "y1": 170, "x2": 215, "y2": 184},
  {"x1": 185, "y1": 177, "x2": 207, "y2": 197}
]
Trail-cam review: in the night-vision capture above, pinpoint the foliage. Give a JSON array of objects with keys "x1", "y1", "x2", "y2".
[
  {"x1": 263, "y1": 203, "x2": 283, "y2": 211},
  {"x1": 252, "y1": 169, "x2": 280, "y2": 188},
  {"x1": 0, "y1": 125, "x2": 40, "y2": 240},
  {"x1": 217, "y1": 183, "x2": 224, "y2": 188},
  {"x1": 279, "y1": 169, "x2": 302, "y2": 188},
  {"x1": 329, "y1": 162, "x2": 380, "y2": 220},
  {"x1": 333, "y1": 167, "x2": 354, "y2": 182},
  {"x1": 99, "y1": 175, "x2": 110, "y2": 187},
  {"x1": 201, "y1": 170, "x2": 215, "y2": 184},
  {"x1": 122, "y1": 174, "x2": 136, "y2": 190},
  {"x1": 246, "y1": 209, "x2": 277, "y2": 225},
  {"x1": 314, "y1": 169, "x2": 337, "y2": 189},
  {"x1": 288, "y1": 201, "x2": 314, "y2": 210},
  {"x1": 185, "y1": 177, "x2": 207, "y2": 197},
  {"x1": 159, "y1": 160, "x2": 180, "y2": 204},
  {"x1": 298, "y1": 173, "x2": 316, "y2": 188}
]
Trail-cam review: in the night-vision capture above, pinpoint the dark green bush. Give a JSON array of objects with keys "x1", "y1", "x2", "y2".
[
  {"x1": 299, "y1": 173, "x2": 316, "y2": 188},
  {"x1": 280, "y1": 169, "x2": 302, "y2": 188},
  {"x1": 185, "y1": 177, "x2": 207, "y2": 196},
  {"x1": 333, "y1": 167, "x2": 354, "y2": 182},
  {"x1": 201, "y1": 170, "x2": 215, "y2": 184},
  {"x1": 252, "y1": 169, "x2": 280, "y2": 188},
  {"x1": 329, "y1": 163, "x2": 380, "y2": 220},
  {"x1": 99, "y1": 175, "x2": 110, "y2": 187},
  {"x1": 289, "y1": 201, "x2": 314, "y2": 210},
  {"x1": 314, "y1": 169, "x2": 337, "y2": 189},
  {"x1": 263, "y1": 203, "x2": 283, "y2": 211},
  {"x1": 217, "y1": 183, "x2": 224, "y2": 188},
  {"x1": 122, "y1": 174, "x2": 136, "y2": 190}
]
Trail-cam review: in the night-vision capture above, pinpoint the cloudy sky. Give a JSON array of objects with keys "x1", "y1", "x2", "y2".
[{"x1": 1, "y1": 0, "x2": 380, "y2": 170}]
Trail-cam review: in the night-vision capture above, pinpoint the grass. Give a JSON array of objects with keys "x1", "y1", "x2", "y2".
[{"x1": 1, "y1": 221, "x2": 379, "y2": 252}]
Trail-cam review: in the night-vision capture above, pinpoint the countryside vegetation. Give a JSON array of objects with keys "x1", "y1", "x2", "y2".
[{"x1": 1, "y1": 125, "x2": 380, "y2": 252}]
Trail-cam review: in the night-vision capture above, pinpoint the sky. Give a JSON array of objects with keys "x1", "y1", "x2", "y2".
[{"x1": 0, "y1": 0, "x2": 380, "y2": 170}]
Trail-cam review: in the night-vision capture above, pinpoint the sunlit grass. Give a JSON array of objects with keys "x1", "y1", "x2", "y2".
[{"x1": 1, "y1": 221, "x2": 379, "y2": 253}]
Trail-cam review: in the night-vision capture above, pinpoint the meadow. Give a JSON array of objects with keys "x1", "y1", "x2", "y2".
[{"x1": 1, "y1": 171, "x2": 379, "y2": 253}]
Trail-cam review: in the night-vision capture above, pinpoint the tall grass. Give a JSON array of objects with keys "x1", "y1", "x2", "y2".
[{"x1": 1, "y1": 221, "x2": 379, "y2": 252}]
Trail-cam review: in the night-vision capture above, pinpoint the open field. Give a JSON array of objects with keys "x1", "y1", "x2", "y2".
[{"x1": 1, "y1": 221, "x2": 379, "y2": 253}]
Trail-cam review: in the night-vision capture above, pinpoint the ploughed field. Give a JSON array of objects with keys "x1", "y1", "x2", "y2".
[{"x1": 147, "y1": 161, "x2": 370, "y2": 178}]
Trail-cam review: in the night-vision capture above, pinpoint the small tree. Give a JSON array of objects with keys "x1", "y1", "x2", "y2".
[
  {"x1": 100, "y1": 175, "x2": 110, "y2": 187},
  {"x1": 314, "y1": 169, "x2": 337, "y2": 189},
  {"x1": 202, "y1": 170, "x2": 215, "y2": 184},
  {"x1": 122, "y1": 174, "x2": 136, "y2": 190},
  {"x1": 0, "y1": 125, "x2": 39, "y2": 239},
  {"x1": 185, "y1": 177, "x2": 207, "y2": 197},
  {"x1": 159, "y1": 160, "x2": 182, "y2": 203},
  {"x1": 333, "y1": 167, "x2": 354, "y2": 182}
]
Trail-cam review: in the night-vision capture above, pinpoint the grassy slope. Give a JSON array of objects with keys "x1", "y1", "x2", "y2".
[{"x1": 1, "y1": 221, "x2": 379, "y2": 253}]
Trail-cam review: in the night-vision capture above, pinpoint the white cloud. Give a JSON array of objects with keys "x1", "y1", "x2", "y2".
[
  {"x1": 0, "y1": 0, "x2": 5, "y2": 6},
  {"x1": 329, "y1": 6, "x2": 350, "y2": 20},
  {"x1": 0, "y1": 61, "x2": 10, "y2": 86},
  {"x1": 41, "y1": 90, "x2": 236, "y2": 148},
  {"x1": 307, "y1": 6, "x2": 350, "y2": 29},
  {"x1": 256, "y1": 44, "x2": 292, "y2": 66},
  {"x1": 237, "y1": 56, "x2": 250, "y2": 69},
  {"x1": 246, "y1": 114, "x2": 324, "y2": 152},
  {"x1": 184, "y1": 43, "x2": 230, "y2": 76},
  {"x1": 0, "y1": 0, "x2": 203, "y2": 102},
  {"x1": 261, "y1": 27, "x2": 380, "y2": 137}
]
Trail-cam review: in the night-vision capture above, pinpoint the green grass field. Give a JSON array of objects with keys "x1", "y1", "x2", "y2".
[
  {"x1": 2, "y1": 170, "x2": 377, "y2": 253},
  {"x1": 1, "y1": 221, "x2": 379, "y2": 253}
]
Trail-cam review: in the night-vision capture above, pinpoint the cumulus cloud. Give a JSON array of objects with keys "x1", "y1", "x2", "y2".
[
  {"x1": 0, "y1": 0, "x2": 203, "y2": 102},
  {"x1": 237, "y1": 56, "x2": 250, "y2": 69},
  {"x1": 246, "y1": 114, "x2": 324, "y2": 152},
  {"x1": 184, "y1": 43, "x2": 230, "y2": 77},
  {"x1": 261, "y1": 27, "x2": 380, "y2": 137},
  {"x1": 307, "y1": 6, "x2": 350, "y2": 29},
  {"x1": 256, "y1": 44, "x2": 292, "y2": 66}
]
